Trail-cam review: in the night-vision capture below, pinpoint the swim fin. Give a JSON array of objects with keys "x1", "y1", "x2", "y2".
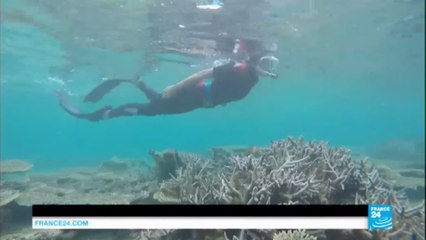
[
  {"x1": 55, "y1": 90, "x2": 112, "y2": 121},
  {"x1": 84, "y1": 79, "x2": 132, "y2": 103}
]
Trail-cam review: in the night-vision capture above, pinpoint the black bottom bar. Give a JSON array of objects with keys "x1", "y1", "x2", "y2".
[{"x1": 33, "y1": 204, "x2": 368, "y2": 217}]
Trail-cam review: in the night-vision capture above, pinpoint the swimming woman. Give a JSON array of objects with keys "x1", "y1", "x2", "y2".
[{"x1": 57, "y1": 53, "x2": 279, "y2": 122}]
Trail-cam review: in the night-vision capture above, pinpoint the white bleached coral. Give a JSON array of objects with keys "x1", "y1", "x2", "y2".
[
  {"x1": 152, "y1": 137, "x2": 425, "y2": 239},
  {"x1": 273, "y1": 229, "x2": 317, "y2": 240},
  {"x1": 1, "y1": 229, "x2": 63, "y2": 240},
  {"x1": 154, "y1": 137, "x2": 363, "y2": 205}
]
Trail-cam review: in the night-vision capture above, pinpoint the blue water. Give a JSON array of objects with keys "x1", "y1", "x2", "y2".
[{"x1": 1, "y1": 0, "x2": 424, "y2": 171}]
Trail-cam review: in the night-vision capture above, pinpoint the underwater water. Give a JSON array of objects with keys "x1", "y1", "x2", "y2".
[
  {"x1": 0, "y1": 0, "x2": 424, "y2": 170},
  {"x1": 0, "y1": 1, "x2": 425, "y2": 240}
]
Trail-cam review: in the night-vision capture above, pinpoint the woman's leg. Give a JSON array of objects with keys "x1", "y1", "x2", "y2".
[
  {"x1": 57, "y1": 90, "x2": 162, "y2": 121},
  {"x1": 132, "y1": 81, "x2": 162, "y2": 102},
  {"x1": 57, "y1": 69, "x2": 213, "y2": 121},
  {"x1": 70, "y1": 103, "x2": 162, "y2": 122},
  {"x1": 82, "y1": 68, "x2": 212, "y2": 104},
  {"x1": 83, "y1": 79, "x2": 162, "y2": 103},
  {"x1": 98, "y1": 102, "x2": 162, "y2": 120}
]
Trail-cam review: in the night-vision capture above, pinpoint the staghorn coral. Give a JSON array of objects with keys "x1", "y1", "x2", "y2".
[
  {"x1": 153, "y1": 181, "x2": 181, "y2": 204},
  {"x1": 153, "y1": 153, "x2": 220, "y2": 204},
  {"x1": 150, "y1": 149, "x2": 204, "y2": 181},
  {"x1": 273, "y1": 229, "x2": 317, "y2": 240},
  {"x1": 223, "y1": 229, "x2": 317, "y2": 240},
  {"x1": 0, "y1": 229, "x2": 63, "y2": 240},
  {"x1": 155, "y1": 137, "x2": 363, "y2": 205},
  {"x1": 137, "y1": 229, "x2": 175, "y2": 240},
  {"x1": 211, "y1": 145, "x2": 268, "y2": 161},
  {"x1": 1, "y1": 137, "x2": 423, "y2": 240},
  {"x1": 352, "y1": 158, "x2": 425, "y2": 240},
  {"x1": 153, "y1": 137, "x2": 425, "y2": 239}
]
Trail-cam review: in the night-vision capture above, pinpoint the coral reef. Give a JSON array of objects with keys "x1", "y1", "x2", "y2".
[
  {"x1": 363, "y1": 161, "x2": 425, "y2": 203},
  {"x1": 1, "y1": 158, "x2": 154, "y2": 206},
  {"x1": 153, "y1": 152, "x2": 217, "y2": 204},
  {"x1": 154, "y1": 137, "x2": 362, "y2": 205},
  {"x1": 1, "y1": 229, "x2": 140, "y2": 240},
  {"x1": 223, "y1": 229, "x2": 319, "y2": 240},
  {"x1": 211, "y1": 145, "x2": 266, "y2": 161},
  {"x1": 153, "y1": 137, "x2": 425, "y2": 239},
  {"x1": 138, "y1": 229, "x2": 175, "y2": 240},
  {"x1": 0, "y1": 229, "x2": 63, "y2": 240},
  {"x1": 0, "y1": 137, "x2": 424, "y2": 240},
  {"x1": 15, "y1": 184, "x2": 135, "y2": 205},
  {"x1": 273, "y1": 229, "x2": 317, "y2": 240},
  {"x1": 0, "y1": 159, "x2": 33, "y2": 173},
  {"x1": 149, "y1": 149, "x2": 206, "y2": 181},
  {"x1": 150, "y1": 149, "x2": 184, "y2": 181},
  {"x1": 0, "y1": 189, "x2": 20, "y2": 207}
]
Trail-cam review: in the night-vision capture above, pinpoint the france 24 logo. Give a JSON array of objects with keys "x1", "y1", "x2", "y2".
[{"x1": 368, "y1": 205, "x2": 393, "y2": 230}]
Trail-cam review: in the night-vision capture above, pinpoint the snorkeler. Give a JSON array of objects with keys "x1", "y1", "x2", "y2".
[{"x1": 56, "y1": 52, "x2": 279, "y2": 122}]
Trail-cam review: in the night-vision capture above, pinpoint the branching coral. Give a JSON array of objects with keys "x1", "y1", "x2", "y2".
[
  {"x1": 1, "y1": 230, "x2": 63, "y2": 240},
  {"x1": 138, "y1": 229, "x2": 175, "y2": 240},
  {"x1": 1, "y1": 137, "x2": 423, "y2": 240},
  {"x1": 352, "y1": 158, "x2": 425, "y2": 240},
  {"x1": 153, "y1": 137, "x2": 425, "y2": 239},
  {"x1": 273, "y1": 229, "x2": 317, "y2": 240},
  {"x1": 150, "y1": 149, "x2": 206, "y2": 182},
  {"x1": 154, "y1": 137, "x2": 363, "y2": 205},
  {"x1": 224, "y1": 229, "x2": 317, "y2": 240},
  {"x1": 150, "y1": 149, "x2": 184, "y2": 181},
  {"x1": 153, "y1": 153, "x2": 221, "y2": 204}
]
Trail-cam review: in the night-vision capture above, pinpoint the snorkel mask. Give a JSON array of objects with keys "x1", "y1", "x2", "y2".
[{"x1": 256, "y1": 55, "x2": 279, "y2": 79}]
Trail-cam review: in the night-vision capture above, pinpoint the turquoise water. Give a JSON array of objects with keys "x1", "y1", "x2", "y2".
[{"x1": 1, "y1": 0, "x2": 424, "y2": 171}]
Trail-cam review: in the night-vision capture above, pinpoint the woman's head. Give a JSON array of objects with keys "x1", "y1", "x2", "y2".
[
  {"x1": 249, "y1": 53, "x2": 280, "y2": 79},
  {"x1": 258, "y1": 55, "x2": 279, "y2": 73},
  {"x1": 233, "y1": 38, "x2": 277, "y2": 62}
]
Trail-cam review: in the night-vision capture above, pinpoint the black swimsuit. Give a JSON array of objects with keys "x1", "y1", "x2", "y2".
[
  {"x1": 210, "y1": 61, "x2": 259, "y2": 106},
  {"x1": 154, "y1": 61, "x2": 258, "y2": 114}
]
